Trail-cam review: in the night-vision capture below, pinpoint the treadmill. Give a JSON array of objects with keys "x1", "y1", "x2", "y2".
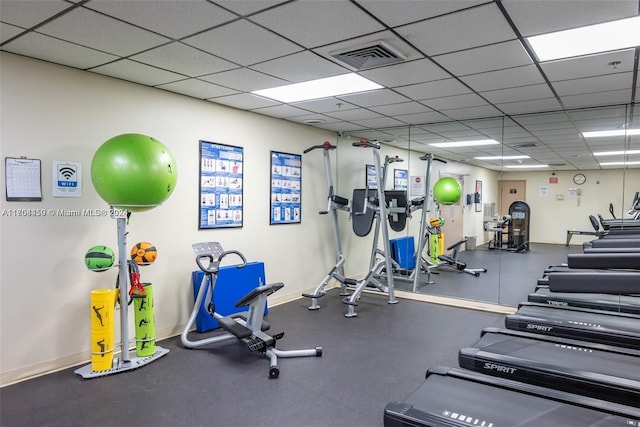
[
  {"x1": 383, "y1": 366, "x2": 640, "y2": 426},
  {"x1": 505, "y1": 302, "x2": 640, "y2": 349},
  {"x1": 458, "y1": 327, "x2": 640, "y2": 407},
  {"x1": 528, "y1": 287, "x2": 640, "y2": 314}
]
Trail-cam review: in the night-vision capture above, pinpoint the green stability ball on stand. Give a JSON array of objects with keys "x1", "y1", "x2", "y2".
[
  {"x1": 433, "y1": 177, "x2": 462, "y2": 205},
  {"x1": 91, "y1": 133, "x2": 177, "y2": 212}
]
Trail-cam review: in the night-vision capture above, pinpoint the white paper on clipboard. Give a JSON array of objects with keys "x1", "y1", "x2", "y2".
[{"x1": 5, "y1": 157, "x2": 42, "y2": 201}]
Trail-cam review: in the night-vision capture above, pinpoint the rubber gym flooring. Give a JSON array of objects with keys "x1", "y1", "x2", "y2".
[{"x1": 0, "y1": 243, "x2": 581, "y2": 427}]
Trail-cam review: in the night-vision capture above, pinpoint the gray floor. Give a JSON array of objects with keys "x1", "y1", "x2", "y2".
[{"x1": 0, "y1": 243, "x2": 576, "y2": 427}]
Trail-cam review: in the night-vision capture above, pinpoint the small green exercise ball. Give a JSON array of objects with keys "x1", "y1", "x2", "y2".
[
  {"x1": 85, "y1": 245, "x2": 115, "y2": 272},
  {"x1": 91, "y1": 133, "x2": 177, "y2": 212},
  {"x1": 433, "y1": 177, "x2": 461, "y2": 205}
]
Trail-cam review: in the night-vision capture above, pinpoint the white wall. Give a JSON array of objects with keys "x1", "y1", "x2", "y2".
[{"x1": 0, "y1": 53, "x2": 336, "y2": 384}]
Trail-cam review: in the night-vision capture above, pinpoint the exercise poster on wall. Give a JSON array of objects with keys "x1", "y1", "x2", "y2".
[
  {"x1": 394, "y1": 169, "x2": 408, "y2": 191},
  {"x1": 199, "y1": 140, "x2": 243, "y2": 229},
  {"x1": 270, "y1": 151, "x2": 301, "y2": 225}
]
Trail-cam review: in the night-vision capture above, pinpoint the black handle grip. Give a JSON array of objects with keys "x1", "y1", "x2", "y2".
[
  {"x1": 196, "y1": 250, "x2": 247, "y2": 274},
  {"x1": 304, "y1": 141, "x2": 335, "y2": 153},
  {"x1": 218, "y1": 250, "x2": 247, "y2": 269},
  {"x1": 352, "y1": 139, "x2": 379, "y2": 149}
]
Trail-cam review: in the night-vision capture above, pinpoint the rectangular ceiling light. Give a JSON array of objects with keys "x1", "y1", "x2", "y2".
[
  {"x1": 251, "y1": 73, "x2": 382, "y2": 103},
  {"x1": 504, "y1": 164, "x2": 549, "y2": 169},
  {"x1": 593, "y1": 150, "x2": 640, "y2": 156},
  {"x1": 429, "y1": 139, "x2": 500, "y2": 148},
  {"x1": 582, "y1": 129, "x2": 640, "y2": 138},
  {"x1": 599, "y1": 161, "x2": 640, "y2": 166},
  {"x1": 527, "y1": 16, "x2": 640, "y2": 61},
  {"x1": 474, "y1": 155, "x2": 530, "y2": 160}
]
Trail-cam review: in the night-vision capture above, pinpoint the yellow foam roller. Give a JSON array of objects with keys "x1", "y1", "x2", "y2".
[
  {"x1": 90, "y1": 288, "x2": 118, "y2": 331},
  {"x1": 90, "y1": 328, "x2": 114, "y2": 371}
]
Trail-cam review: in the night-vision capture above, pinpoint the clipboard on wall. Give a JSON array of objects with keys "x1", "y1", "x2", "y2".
[{"x1": 5, "y1": 157, "x2": 42, "y2": 201}]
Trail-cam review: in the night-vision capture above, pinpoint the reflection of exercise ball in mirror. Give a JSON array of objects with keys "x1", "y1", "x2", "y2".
[
  {"x1": 91, "y1": 133, "x2": 177, "y2": 212},
  {"x1": 433, "y1": 177, "x2": 462, "y2": 205}
]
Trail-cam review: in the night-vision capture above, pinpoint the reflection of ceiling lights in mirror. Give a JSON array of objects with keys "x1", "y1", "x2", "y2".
[
  {"x1": 582, "y1": 129, "x2": 640, "y2": 138},
  {"x1": 593, "y1": 150, "x2": 640, "y2": 156},
  {"x1": 252, "y1": 73, "x2": 382, "y2": 103},
  {"x1": 504, "y1": 164, "x2": 549, "y2": 169},
  {"x1": 474, "y1": 155, "x2": 530, "y2": 160},
  {"x1": 599, "y1": 161, "x2": 640, "y2": 166},
  {"x1": 527, "y1": 16, "x2": 640, "y2": 61},
  {"x1": 429, "y1": 139, "x2": 499, "y2": 148}
]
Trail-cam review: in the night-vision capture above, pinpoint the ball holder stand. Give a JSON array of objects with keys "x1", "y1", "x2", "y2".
[{"x1": 75, "y1": 206, "x2": 168, "y2": 379}]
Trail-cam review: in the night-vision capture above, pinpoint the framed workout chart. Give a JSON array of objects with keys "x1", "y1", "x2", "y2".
[
  {"x1": 270, "y1": 151, "x2": 301, "y2": 225},
  {"x1": 366, "y1": 164, "x2": 378, "y2": 189},
  {"x1": 198, "y1": 141, "x2": 243, "y2": 229}
]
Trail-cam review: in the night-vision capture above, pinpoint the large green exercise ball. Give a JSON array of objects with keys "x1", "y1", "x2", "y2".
[
  {"x1": 91, "y1": 133, "x2": 177, "y2": 212},
  {"x1": 433, "y1": 177, "x2": 461, "y2": 205}
]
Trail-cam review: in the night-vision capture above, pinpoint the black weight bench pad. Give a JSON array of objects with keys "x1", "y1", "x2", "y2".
[
  {"x1": 352, "y1": 189, "x2": 375, "y2": 237},
  {"x1": 567, "y1": 253, "x2": 640, "y2": 269},
  {"x1": 218, "y1": 313, "x2": 270, "y2": 338},
  {"x1": 548, "y1": 271, "x2": 640, "y2": 294}
]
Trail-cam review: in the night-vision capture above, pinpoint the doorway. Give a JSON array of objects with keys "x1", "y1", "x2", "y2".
[{"x1": 499, "y1": 180, "x2": 526, "y2": 215}]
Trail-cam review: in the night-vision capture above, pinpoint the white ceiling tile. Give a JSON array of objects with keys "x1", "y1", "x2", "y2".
[
  {"x1": 286, "y1": 114, "x2": 342, "y2": 125},
  {"x1": 158, "y1": 79, "x2": 239, "y2": 99},
  {"x1": 131, "y1": 42, "x2": 238, "y2": 77},
  {"x1": 37, "y1": 7, "x2": 170, "y2": 56},
  {"x1": 368, "y1": 102, "x2": 431, "y2": 116},
  {"x1": 324, "y1": 122, "x2": 367, "y2": 132},
  {"x1": 501, "y1": 0, "x2": 638, "y2": 37},
  {"x1": 183, "y1": 20, "x2": 301, "y2": 66},
  {"x1": 209, "y1": 93, "x2": 279, "y2": 109},
  {"x1": 213, "y1": 0, "x2": 288, "y2": 16},
  {"x1": 91, "y1": 59, "x2": 185, "y2": 86},
  {"x1": 434, "y1": 40, "x2": 533, "y2": 76},
  {"x1": 552, "y1": 72, "x2": 634, "y2": 96},
  {"x1": 361, "y1": 58, "x2": 450, "y2": 87},
  {"x1": 326, "y1": 108, "x2": 383, "y2": 121},
  {"x1": 395, "y1": 78, "x2": 471, "y2": 101},
  {"x1": 1, "y1": 22, "x2": 25, "y2": 43},
  {"x1": 337, "y1": 89, "x2": 411, "y2": 108},
  {"x1": 350, "y1": 117, "x2": 406, "y2": 129},
  {"x1": 395, "y1": 3, "x2": 516, "y2": 56},
  {"x1": 250, "y1": 0, "x2": 385, "y2": 48},
  {"x1": 541, "y1": 49, "x2": 636, "y2": 82},
  {"x1": 200, "y1": 68, "x2": 288, "y2": 92},
  {"x1": 2, "y1": 32, "x2": 118, "y2": 69},
  {"x1": 480, "y1": 84, "x2": 555, "y2": 104},
  {"x1": 357, "y1": 0, "x2": 485, "y2": 27},
  {"x1": 395, "y1": 111, "x2": 450, "y2": 125},
  {"x1": 496, "y1": 98, "x2": 562, "y2": 115},
  {"x1": 85, "y1": 0, "x2": 237, "y2": 39},
  {"x1": 249, "y1": 51, "x2": 347, "y2": 82},
  {"x1": 560, "y1": 89, "x2": 633, "y2": 109},
  {"x1": 291, "y1": 98, "x2": 359, "y2": 114},
  {"x1": 251, "y1": 104, "x2": 312, "y2": 118},
  {"x1": 0, "y1": 0, "x2": 71, "y2": 28},
  {"x1": 441, "y1": 105, "x2": 503, "y2": 120},
  {"x1": 460, "y1": 65, "x2": 545, "y2": 92},
  {"x1": 424, "y1": 93, "x2": 488, "y2": 110}
]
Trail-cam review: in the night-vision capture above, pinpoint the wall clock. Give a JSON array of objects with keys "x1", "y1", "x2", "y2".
[{"x1": 573, "y1": 173, "x2": 586, "y2": 185}]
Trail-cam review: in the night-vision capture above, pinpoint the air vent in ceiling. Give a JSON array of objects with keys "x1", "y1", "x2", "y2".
[
  {"x1": 512, "y1": 142, "x2": 537, "y2": 148},
  {"x1": 331, "y1": 41, "x2": 406, "y2": 70}
]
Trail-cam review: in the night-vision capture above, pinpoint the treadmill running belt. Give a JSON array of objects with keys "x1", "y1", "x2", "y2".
[
  {"x1": 383, "y1": 366, "x2": 640, "y2": 426},
  {"x1": 459, "y1": 328, "x2": 640, "y2": 406},
  {"x1": 505, "y1": 303, "x2": 640, "y2": 349}
]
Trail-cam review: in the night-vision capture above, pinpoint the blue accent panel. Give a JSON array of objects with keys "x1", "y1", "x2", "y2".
[{"x1": 390, "y1": 237, "x2": 416, "y2": 270}]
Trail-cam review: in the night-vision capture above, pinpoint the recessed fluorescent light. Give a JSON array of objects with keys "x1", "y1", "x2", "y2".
[
  {"x1": 593, "y1": 150, "x2": 640, "y2": 156},
  {"x1": 474, "y1": 155, "x2": 530, "y2": 160},
  {"x1": 429, "y1": 139, "x2": 500, "y2": 148},
  {"x1": 599, "y1": 161, "x2": 640, "y2": 166},
  {"x1": 504, "y1": 164, "x2": 549, "y2": 169},
  {"x1": 527, "y1": 16, "x2": 640, "y2": 61},
  {"x1": 582, "y1": 129, "x2": 640, "y2": 138},
  {"x1": 252, "y1": 73, "x2": 382, "y2": 103}
]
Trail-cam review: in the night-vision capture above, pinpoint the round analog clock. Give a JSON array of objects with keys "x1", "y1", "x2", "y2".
[{"x1": 573, "y1": 173, "x2": 586, "y2": 185}]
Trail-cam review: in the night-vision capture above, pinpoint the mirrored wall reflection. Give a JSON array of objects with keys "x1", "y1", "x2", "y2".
[{"x1": 335, "y1": 104, "x2": 638, "y2": 307}]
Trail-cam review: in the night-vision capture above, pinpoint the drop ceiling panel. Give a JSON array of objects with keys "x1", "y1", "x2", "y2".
[
  {"x1": 213, "y1": 0, "x2": 288, "y2": 16},
  {"x1": 368, "y1": 102, "x2": 431, "y2": 116},
  {"x1": 326, "y1": 108, "x2": 384, "y2": 122},
  {"x1": 560, "y1": 89, "x2": 632, "y2": 109},
  {"x1": 158, "y1": 79, "x2": 239, "y2": 99},
  {"x1": 360, "y1": 59, "x2": 449, "y2": 87},
  {"x1": 183, "y1": 20, "x2": 301, "y2": 66},
  {"x1": 85, "y1": 0, "x2": 237, "y2": 39},
  {"x1": 496, "y1": 97, "x2": 562, "y2": 115},
  {"x1": 0, "y1": 23, "x2": 24, "y2": 43},
  {"x1": 251, "y1": 104, "x2": 313, "y2": 119},
  {"x1": 351, "y1": 116, "x2": 406, "y2": 129},
  {"x1": 250, "y1": 0, "x2": 385, "y2": 49},
  {"x1": 540, "y1": 49, "x2": 636, "y2": 81},
  {"x1": 291, "y1": 98, "x2": 360, "y2": 114},
  {"x1": 131, "y1": 43, "x2": 238, "y2": 77},
  {"x1": 209, "y1": 92, "x2": 279, "y2": 109},
  {"x1": 501, "y1": 0, "x2": 638, "y2": 37},
  {"x1": 395, "y1": 111, "x2": 450, "y2": 125},
  {"x1": 249, "y1": 51, "x2": 347, "y2": 82},
  {"x1": 394, "y1": 78, "x2": 471, "y2": 101},
  {"x1": 480, "y1": 84, "x2": 555, "y2": 104},
  {"x1": 36, "y1": 7, "x2": 170, "y2": 56},
  {"x1": 460, "y1": 65, "x2": 545, "y2": 92},
  {"x1": 337, "y1": 89, "x2": 411, "y2": 108},
  {"x1": 92, "y1": 59, "x2": 185, "y2": 86},
  {"x1": 434, "y1": 40, "x2": 533, "y2": 77},
  {"x1": 442, "y1": 104, "x2": 503, "y2": 120},
  {"x1": 395, "y1": 3, "x2": 515, "y2": 56},
  {"x1": 551, "y1": 72, "x2": 634, "y2": 96},
  {"x1": 200, "y1": 68, "x2": 288, "y2": 92},
  {"x1": 3, "y1": 32, "x2": 118, "y2": 69},
  {"x1": 356, "y1": 0, "x2": 485, "y2": 28},
  {"x1": 0, "y1": 0, "x2": 71, "y2": 28}
]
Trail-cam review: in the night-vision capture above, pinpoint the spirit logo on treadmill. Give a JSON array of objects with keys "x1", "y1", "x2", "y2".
[
  {"x1": 526, "y1": 323, "x2": 553, "y2": 332},
  {"x1": 483, "y1": 362, "x2": 517, "y2": 375}
]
